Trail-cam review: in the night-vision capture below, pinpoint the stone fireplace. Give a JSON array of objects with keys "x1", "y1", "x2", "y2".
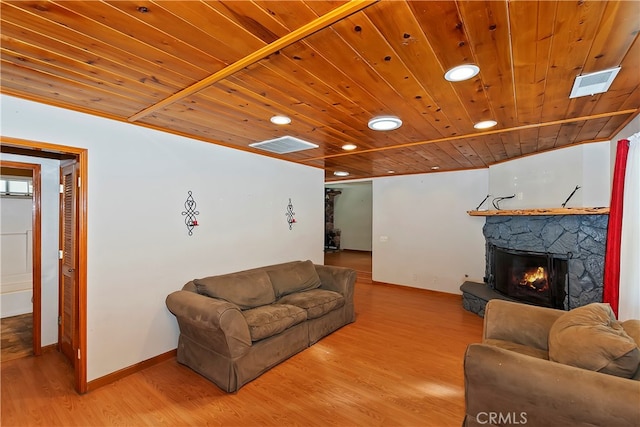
[{"x1": 462, "y1": 212, "x2": 608, "y2": 316}]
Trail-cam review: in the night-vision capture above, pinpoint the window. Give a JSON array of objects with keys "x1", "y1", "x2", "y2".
[{"x1": 0, "y1": 176, "x2": 33, "y2": 197}]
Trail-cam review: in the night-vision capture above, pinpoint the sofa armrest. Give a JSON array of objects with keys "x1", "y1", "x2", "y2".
[
  {"x1": 464, "y1": 343, "x2": 640, "y2": 427},
  {"x1": 166, "y1": 290, "x2": 252, "y2": 358},
  {"x1": 483, "y1": 299, "x2": 563, "y2": 351},
  {"x1": 314, "y1": 264, "x2": 356, "y2": 299}
]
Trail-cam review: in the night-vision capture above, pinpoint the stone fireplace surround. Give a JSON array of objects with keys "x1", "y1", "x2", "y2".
[{"x1": 462, "y1": 213, "x2": 608, "y2": 316}]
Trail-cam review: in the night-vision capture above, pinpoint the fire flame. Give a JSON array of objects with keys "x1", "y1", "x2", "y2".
[{"x1": 519, "y1": 267, "x2": 548, "y2": 291}]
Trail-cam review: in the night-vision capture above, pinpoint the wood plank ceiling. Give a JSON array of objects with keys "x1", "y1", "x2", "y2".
[{"x1": 1, "y1": 0, "x2": 639, "y2": 181}]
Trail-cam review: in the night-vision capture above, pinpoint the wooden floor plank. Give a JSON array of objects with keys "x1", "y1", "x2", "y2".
[
  {"x1": 324, "y1": 249, "x2": 372, "y2": 273},
  {"x1": 1, "y1": 313, "x2": 33, "y2": 362},
  {"x1": 1, "y1": 276, "x2": 482, "y2": 426},
  {"x1": 325, "y1": 249, "x2": 373, "y2": 283}
]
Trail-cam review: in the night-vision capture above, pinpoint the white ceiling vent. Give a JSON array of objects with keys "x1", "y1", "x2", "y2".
[
  {"x1": 569, "y1": 67, "x2": 621, "y2": 98},
  {"x1": 249, "y1": 136, "x2": 318, "y2": 154}
]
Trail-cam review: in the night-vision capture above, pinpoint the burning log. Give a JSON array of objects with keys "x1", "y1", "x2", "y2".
[{"x1": 518, "y1": 267, "x2": 549, "y2": 292}]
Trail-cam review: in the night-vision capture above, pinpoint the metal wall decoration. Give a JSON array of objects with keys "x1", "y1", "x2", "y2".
[
  {"x1": 561, "y1": 185, "x2": 581, "y2": 208},
  {"x1": 285, "y1": 198, "x2": 296, "y2": 230},
  {"x1": 492, "y1": 194, "x2": 515, "y2": 210},
  {"x1": 181, "y1": 191, "x2": 199, "y2": 236},
  {"x1": 474, "y1": 194, "x2": 491, "y2": 211}
]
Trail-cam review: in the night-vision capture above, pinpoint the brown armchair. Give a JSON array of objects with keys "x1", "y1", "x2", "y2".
[{"x1": 463, "y1": 299, "x2": 640, "y2": 427}]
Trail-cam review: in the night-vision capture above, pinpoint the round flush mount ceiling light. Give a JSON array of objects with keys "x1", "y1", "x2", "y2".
[
  {"x1": 368, "y1": 116, "x2": 403, "y2": 131},
  {"x1": 270, "y1": 115, "x2": 291, "y2": 125},
  {"x1": 333, "y1": 171, "x2": 350, "y2": 177},
  {"x1": 342, "y1": 143, "x2": 357, "y2": 151},
  {"x1": 444, "y1": 64, "x2": 480, "y2": 82},
  {"x1": 473, "y1": 120, "x2": 498, "y2": 129}
]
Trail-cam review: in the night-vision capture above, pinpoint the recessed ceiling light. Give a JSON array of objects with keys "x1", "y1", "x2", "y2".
[
  {"x1": 444, "y1": 64, "x2": 480, "y2": 82},
  {"x1": 270, "y1": 115, "x2": 291, "y2": 125},
  {"x1": 368, "y1": 116, "x2": 402, "y2": 131},
  {"x1": 387, "y1": 170, "x2": 395, "y2": 174},
  {"x1": 431, "y1": 166, "x2": 440, "y2": 170},
  {"x1": 333, "y1": 171, "x2": 350, "y2": 177},
  {"x1": 473, "y1": 120, "x2": 498, "y2": 129},
  {"x1": 342, "y1": 143, "x2": 357, "y2": 151}
]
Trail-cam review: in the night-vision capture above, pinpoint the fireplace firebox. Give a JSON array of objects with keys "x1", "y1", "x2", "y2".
[{"x1": 488, "y1": 245, "x2": 568, "y2": 309}]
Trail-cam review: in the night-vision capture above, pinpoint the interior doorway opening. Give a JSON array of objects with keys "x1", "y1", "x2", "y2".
[
  {"x1": 0, "y1": 162, "x2": 41, "y2": 362},
  {"x1": 324, "y1": 181, "x2": 372, "y2": 282},
  {"x1": 1, "y1": 137, "x2": 88, "y2": 394}
]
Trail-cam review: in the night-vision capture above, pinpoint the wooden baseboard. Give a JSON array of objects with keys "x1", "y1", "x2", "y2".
[{"x1": 87, "y1": 349, "x2": 177, "y2": 392}]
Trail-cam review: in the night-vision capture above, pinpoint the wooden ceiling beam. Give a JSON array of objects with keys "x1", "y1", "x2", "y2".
[
  {"x1": 127, "y1": 0, "x2": 378, "y2": 123},
  {"x1": 303, "y1": 108, "x2": 639, "y2": 162}
]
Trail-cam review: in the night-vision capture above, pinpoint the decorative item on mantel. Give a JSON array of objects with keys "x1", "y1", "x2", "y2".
[
  {"x1": 286, "y1": 198, "x2": 296, "y2": 230},
  {"x1": 474, "y1": 194, "x2": 491, "y2": 211},
  {"x1": 181, "y1": 191, "x2": 200, "y2": 236},
  {"x1": 492, "y1": 194, "x2": 515, "y2": 210},
  {"x1": 561, "y1": 185, "x2": 581, "y2": 208}
]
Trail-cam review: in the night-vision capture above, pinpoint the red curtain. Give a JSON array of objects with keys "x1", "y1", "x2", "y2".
[{"x1": 603, "y1": 139, "x2": 629, "y2": 316}]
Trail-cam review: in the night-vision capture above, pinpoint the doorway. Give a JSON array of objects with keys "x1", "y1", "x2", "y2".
[
  {"x1": 324, "y1": 181, "x2": 373, "y2": 280},
  {"x1": 0, "y1": 162, "x2": 41, "y2": 361},
  {"x1": 0, "y1": 137, "x2": 88, "y2": 394}
]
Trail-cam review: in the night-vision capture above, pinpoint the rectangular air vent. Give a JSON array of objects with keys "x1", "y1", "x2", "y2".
[
  {"x1": 249, "y1": 136, "x2": 319, "y2": 154},
  {"x1": 569, "y1": 67, "x2": 621, "y2": 98}
]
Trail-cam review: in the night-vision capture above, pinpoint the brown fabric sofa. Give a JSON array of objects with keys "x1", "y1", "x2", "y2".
[
  {"x1": 166, "y1": 260, "x2": 356, "y2": 392},
  {"x1": 463, "y1": 299, "x2": 640, "y2": 427}
]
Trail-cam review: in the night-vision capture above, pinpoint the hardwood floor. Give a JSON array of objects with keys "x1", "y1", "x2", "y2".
[
  {"x1": 325, "y1": 250, "x2": 372, "y2": 283},
  {"x1": 324, "y1": 249, "x2": 372, "y2": 273},
  {"x1": 1, "y1": 313, "x2": 32, "y2": 362},
  {"x1": 1, "y1": 278, "x2": 483, "y2": 426}
]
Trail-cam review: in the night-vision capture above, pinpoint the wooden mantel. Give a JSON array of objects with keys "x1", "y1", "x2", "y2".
[{"x1": 467, "y1": 207, "x2": 610, "y2": 216}]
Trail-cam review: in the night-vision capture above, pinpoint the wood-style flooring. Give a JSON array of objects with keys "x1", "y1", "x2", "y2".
[
  {"x1": 324, "y1": 249, "x2": 372, "y2": 272},
  {"x1": 325, "y1": 250, "x2": 372, "y2": 283},
  {"x1": 1, "y1": 264, "x2": 483, "y2": 426},
  {"x1": 1, "y1": 313, "x2": 32, "y2": 362}
]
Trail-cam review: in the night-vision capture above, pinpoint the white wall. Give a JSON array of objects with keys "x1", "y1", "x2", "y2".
[
  {"x1": 611, "y1": 115, "x2": 640, "y2": 185},
  {"x1": 0, "y1": 156, "x2": 60, "y2": 345},
  {"x1": 1, "y1": 94, "x2": 324, "y2": 381},
  {"x1": 1, "y1": 197, "x2": 33, "y2": 317},
  {"x1": 372, "y1": 169, "x2": 488, "y2": 294},
  {"x1": 488, "y1": 142, "x2": 610, "y2": 209},
  {"x1": 325, "y1": 182, "x2": 372, "y2": 251}
]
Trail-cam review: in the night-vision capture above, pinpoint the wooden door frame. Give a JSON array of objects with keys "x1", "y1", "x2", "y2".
[
  {"x1": 0, "y1": 160, "x2": 42, "y2": 356},
  {"x1": 1, "y1": 136, "x2": 88, "y2": 394}
]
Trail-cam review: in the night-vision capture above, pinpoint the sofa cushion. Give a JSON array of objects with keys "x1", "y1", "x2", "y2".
[
  {"x1": 242, "y1": 304, "x2": 307, "y2": 341},
  {"x1": 548, "y1": 303, "x2": 640, "y2": 378},
  {"x1": 484, "y1": 339, "x2": 549, "y2": 360},
  {"x1": 194, "y1": 271, "x2": 275, "y2": 310},
  {"x1": 267, "y1": 260, "x2": 321, "y2": 298},
  {"x1": 277, "y1": 289, "x2": 344, "y2": 320}
]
